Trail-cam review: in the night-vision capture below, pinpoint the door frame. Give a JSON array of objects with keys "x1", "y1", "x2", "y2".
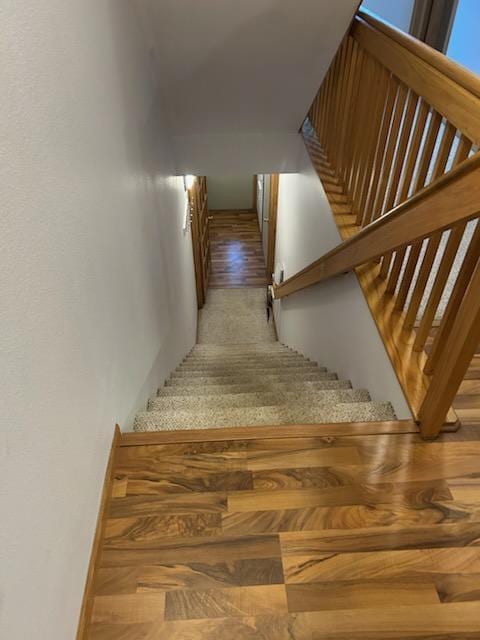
[
  {"x1": 188, "y1": 176, "x2": 210, "y2": 309},
  {"x1": 265, "y1": 174, "x2": 279, "y2": 284},
  {"x1": 410, "y1": 0, "x2": 458, "y2": 52}
]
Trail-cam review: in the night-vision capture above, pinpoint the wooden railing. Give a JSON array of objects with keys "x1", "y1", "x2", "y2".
[{"x1": 275, "y1": 8, "x2": 480, "y2": 438}]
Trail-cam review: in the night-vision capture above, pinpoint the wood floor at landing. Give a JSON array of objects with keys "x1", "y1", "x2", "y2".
[
  {"x1": 87, "y1": 419, "x2": 480, "y2": 639},
  {"x1": 208, "y1": 210, "x2": 268, "y2": 288}
]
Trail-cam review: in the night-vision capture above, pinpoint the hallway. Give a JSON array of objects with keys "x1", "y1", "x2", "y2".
[{"x1": 209, "y1": 211, "x2": 268, "y2": 288}]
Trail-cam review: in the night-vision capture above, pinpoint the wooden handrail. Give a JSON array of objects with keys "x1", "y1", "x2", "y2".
[
  {"x1": 358, "y1": 8, "x2": 480, "y2": 100},
  {"x1": 300, "y1": 8, "x2": 480, "y2": 438},
  {"x1": 274, "y1": 153, "x2": 480, "y2": 299},
  {"x1": 352, "y1": 16, "x2": 480, "y2": 146}
]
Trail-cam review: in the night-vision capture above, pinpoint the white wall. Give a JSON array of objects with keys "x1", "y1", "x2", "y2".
[
  {"x1": 207, "y1": 175, "x2": 254, "y2": 210},
  {"x1": 0, "y1": 2, "x2": 197, "y2": 639},
  {"x1": 273, "y1": 147, "x2": 411, "y2": 419},
  {"x1": 174, "y1": 131, "x2": 304, "y2": 175},
  {"x1": 137, "y1": 0, "x2": 359, "y2": 136}
]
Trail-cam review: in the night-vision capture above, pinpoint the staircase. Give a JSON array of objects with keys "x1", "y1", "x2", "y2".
[{"x1": 134, "y1": 342, "x2": 396, "y2": 432}]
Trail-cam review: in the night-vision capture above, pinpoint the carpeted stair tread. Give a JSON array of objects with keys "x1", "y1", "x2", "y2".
[
  {"x1": 171, "y1": 365, "x2": 326, "y2": 378},
  {"x1": 134, "y1": 402, "x2": 396, "y2": 431},
  {"x1": 132, "y1": 288, "x2": 398, "y2": 433},
  {"x1": 157, "y1": 379, "x2": 354, "y2": 397},
  {"x1": 165, "y1": 371, "x2": 338, "y2": 387},
  {"x1": 181, "y1": 356, "x2": 315, "y2": 367},
  {"x1": 148, "y1": 388, "x2": 371, "y2": 411},
  {"x1": 190, "y1": 346, "x2": 291, "y2": 355}
]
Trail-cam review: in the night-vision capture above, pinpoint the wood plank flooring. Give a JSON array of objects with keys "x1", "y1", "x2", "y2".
[
  {"x1": 208, "y1": 211, "x2": 268, "y2": 288},
  {"x1": 87, "y1": 427, "x2": 480, "y2": 639}
]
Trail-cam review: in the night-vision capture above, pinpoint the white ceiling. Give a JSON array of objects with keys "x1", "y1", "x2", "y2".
[{"x1": 135, "y1": 0, "x2": 359, "y2": 136}]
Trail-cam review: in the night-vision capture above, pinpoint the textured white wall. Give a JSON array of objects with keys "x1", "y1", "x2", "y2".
[
  {"x1": 207, "y1": 175, "x2": 254, "y2": 210},
  {"x1": 136, "y1": 0, "x2": 359, "y2": 135},
  {"x1": 273, "y1": 147, "x2": 411, "y2": 419},
  {"x1": 0, "y1": 1, "x2": 197, "y2": 638},
  {"x1": 173, "y1": 131, "x2": 304, "y2": 175}
]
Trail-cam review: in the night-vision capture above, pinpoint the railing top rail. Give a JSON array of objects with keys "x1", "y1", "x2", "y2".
[
  {"x1": 358, "y1": 7, "x2": 480, "y2": 100},
  {"x1": 274, "y1": 151, "x2": 480, "y2": 299}
]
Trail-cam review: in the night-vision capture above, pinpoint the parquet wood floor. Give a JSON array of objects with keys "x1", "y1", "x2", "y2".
[
  {"x1": 87, "y1": 421, "x2": 480, "y2": 638},
  {"x1": 208, "y1": 211, "x2": 268, "y2": 288}
]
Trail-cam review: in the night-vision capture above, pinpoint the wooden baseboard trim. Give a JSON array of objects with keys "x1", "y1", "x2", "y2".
[
  {"x1": 120, "y1": 420, "x2": 420, "y2": 446},
  {"x1": 76, "y1": 424, "x2": 121, "y2": 639}
]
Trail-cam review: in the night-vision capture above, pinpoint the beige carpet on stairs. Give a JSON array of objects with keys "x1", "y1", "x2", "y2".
[{"x1": 133, "y1": 288, "x2": 396, "y2": 432}]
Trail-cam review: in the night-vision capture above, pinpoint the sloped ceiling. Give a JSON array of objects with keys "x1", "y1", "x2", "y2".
[{"x1": 135, "y1": 0, "x2": 359, "y2": 136}]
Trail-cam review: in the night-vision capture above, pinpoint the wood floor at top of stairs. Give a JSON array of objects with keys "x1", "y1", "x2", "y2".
[{"x1": 85, "y1": 422, "x2": 480, "y2": 640}]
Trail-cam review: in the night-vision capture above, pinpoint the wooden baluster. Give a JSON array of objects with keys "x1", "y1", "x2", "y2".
[
  {"x1": 346, "y1": 50, "x2": 369, "y2": 196},
  {"x1": 318, "y1": 64, "x2": 333, "y2": 145},
  {"x1": 403, "y1": 122, "x2": 457, "y2": 329},
  {"x1": 351, "y1": 55, "x2": 380, "y2": 220},
  {"x1": 412, "y1": 135, "x2": 473, "y2": 351},
  {"x1": 318, "y1": 63, "x2": 332, "y2": 148},
  {"x1": 309, "y1": 89, "x2": 320, "y2": 132},
  {"x1": 386, "y1": 100, "x2": 430, "y2": 294},
  {"x1": 397, "y1": 100, "x2": 431, "y2": 201},
  {"x1": 362, "y1": 75, "x2": 398, "y2": 225},
  {"x1": 356, "y1": 65, "x2": 390, "y2": 227},
  {"x1": 325, "y1": 49, "x2": 343, "y2": 158},
  {"x1": 341, "y1": 44, "x2": 365, "y2": 187},
  {"x1": 425, "y1": 219, "x2": 480, "y2": 374},
  {"x1": 317, "y1": 72, "x2": 330, "y2": 141},
  {"x1": 352, "y1": 58, "x2": 384, "y2": 224},
  {"x1": 412, "y1": 111, "x2": 443, "y2": 192},
  {"x1": 392, "y1": 109, "x2": 443, "y2": 307},
  {"x1": 418, "y1": 250, "x2": 480, "y2": 438},
  {"x1": 413, "y1": 223, "x2": 467, "y2": 350},
  {"x1": 337, "y1": 38, "x2": 359, "y2": 180},
  {"x1": 331, "y1": 38, "x2": 350, "y2": 170},
  {"x1": 384, "y1": 92, "x2": 419, "y2": 212},
  {"x1": 371, "y1": 83, "x2": 408, "y2": 223},
  {"x1": 393, "y1": 243, "x2": 424, "y2": 304},
  {"x1": 379, "y1": 90, "x2": 419, "y2": 277}
]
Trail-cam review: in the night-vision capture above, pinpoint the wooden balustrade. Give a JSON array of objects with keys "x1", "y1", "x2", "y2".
[{"x1": 276, "y1": 8, "x2": 480, "y2": 438}]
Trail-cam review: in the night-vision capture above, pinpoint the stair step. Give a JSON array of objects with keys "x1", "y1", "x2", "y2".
[
  {"x1": 134, "y1": 402, "x2": 396, "y2": 431},
  {"x1": 183, "y1": 354, "x2": 311, "y2": 364},
  {"x1": 171, "y1": 365, "x2": 326, "y2": 378},
  {"x1": 165, "y1": 371, "x2": 337, "y2": 387},
  {"x1": 190, "y1": 344, "x2": 291, "y2": 353},
  {"x1": 157, "y1": 379, "x2": 353, "y2": 396},
  {"x1": 147, "y1": 388, "x2": 371, "y2": 411}
]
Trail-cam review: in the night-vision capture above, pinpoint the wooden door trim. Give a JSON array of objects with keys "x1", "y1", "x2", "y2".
[
  {"x1": 252, "y1": 174, "x2": 258, "y2": 213},
  {"x1": 266, "y1": 174, "x2": 279, "y2": 283},
  {"x1": 410, "y1": 0, "x2": 458, "y2": 52}
]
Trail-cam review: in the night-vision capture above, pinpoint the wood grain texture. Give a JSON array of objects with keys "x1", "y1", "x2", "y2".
[
  {"x1": 296, "y1": 122, "x2": 459, "y2": 430},
  {"x1": 85, "y1": 424, "x2": 480, "y2": 639},
  {"x1": 274, "y1": 150, "x2": 480, "y2": 299},
  {"x1": 359, "y1": 7, "x2": 480, "y2": 100},
  {"x1": 208, "y1": 211, "x2": 267, "y2": 288},
  {"x1": 294, "y1": 7, "x2": 480, "y2": 440},
  {"x1": 119, "y1": 419, "x2": 420, "y2": 446},
  {"x1": 352, "y1": 16, "x2": 480, "y2": 145},
  {"x1": 189, "y1": 176, "x2": 210, "y2": 308}
]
